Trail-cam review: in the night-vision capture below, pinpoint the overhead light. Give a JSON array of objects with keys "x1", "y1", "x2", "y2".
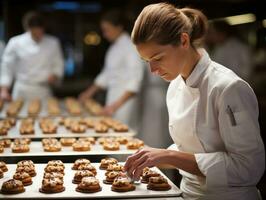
[
  {"x1": 84, "y1": 32, "x2": 101, "y2": 46},
  {"x1": 224, "y1": 13, "x2": 256, "y2": 25},
  {"x1": 263, "y1": 19, "x2": 266, "y2": 28}
]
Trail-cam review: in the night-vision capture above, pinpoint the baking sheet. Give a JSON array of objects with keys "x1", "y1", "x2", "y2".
[
  {"x1": 0, "y1": 142, "x2": 138, "y2": 157},
  {"x1": 0, "y1": 163, "x2": 182, "y2": 199},
  {"x1": 1, "y1": 119, "x2": 136, "y2": 139}
]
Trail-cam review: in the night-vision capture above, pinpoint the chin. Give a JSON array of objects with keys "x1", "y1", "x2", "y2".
[{"x1": 161, "y1": 74, "x2": 175, "y2": 82}]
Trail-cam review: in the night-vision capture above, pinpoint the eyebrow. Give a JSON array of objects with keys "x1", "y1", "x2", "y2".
[{"x1": 141, "y1": 51, "x2": 164, "y2": 62}]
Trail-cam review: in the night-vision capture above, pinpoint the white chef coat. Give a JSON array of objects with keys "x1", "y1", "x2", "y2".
[
  {"x1": 95, "y1": 32, "x2": 144, "y2": 130},
  {"x1": 167, "y1": 49, "x2": 265, "y2": 200},
  {"x1": 0, "y1": 32, "x2": 64, "y2": 100}
]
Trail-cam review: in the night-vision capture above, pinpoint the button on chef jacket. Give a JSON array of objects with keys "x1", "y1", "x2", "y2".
[
  {"x1": 0, "y1": 32, "x2": 64, "y2": 99},
  {"x1": 94, "y1": 32, "x2": 144, "y2": 130},
  {"x1": 167, "y1": 49, "x2": 265, "y2": 200}
]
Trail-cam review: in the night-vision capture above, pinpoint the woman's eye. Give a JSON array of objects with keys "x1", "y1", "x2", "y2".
[{"x1": 154, "y1": 57, "x2": 162, "y2": 62}]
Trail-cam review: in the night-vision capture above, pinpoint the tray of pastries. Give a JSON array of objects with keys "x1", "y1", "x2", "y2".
[
  {"x1": 0, "y1": 117, "x2": 136, "y2": 139},
  {"x1": 0, "y1": 159, "x2": 182, "y2": 198},
  {"x1": 0, "y1": 137, "x2": 144, "y2": 156}
]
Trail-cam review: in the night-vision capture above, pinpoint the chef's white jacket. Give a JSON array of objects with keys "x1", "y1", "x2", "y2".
[
  {"x1": 95, "y1": 32, "x2": 144, "y2": 130},
  {"x1": 0, "y1": 32, "x2": 64, "y2": 99},
  {"x1": 167, "y1": 49, "x2": 264, "y2": 199}
]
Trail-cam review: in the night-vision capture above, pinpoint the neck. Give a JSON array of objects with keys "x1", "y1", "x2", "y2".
[{"x1": 181, "y1": 48, "x2": 201, "y2": 80}]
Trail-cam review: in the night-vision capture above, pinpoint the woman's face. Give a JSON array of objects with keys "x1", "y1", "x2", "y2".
[
  {"x1": 100, "y1": 21, "x2": 123, "y2": 42},
  {"x1": 136, "y1": 35, "x2": 189, "y2": 82}
]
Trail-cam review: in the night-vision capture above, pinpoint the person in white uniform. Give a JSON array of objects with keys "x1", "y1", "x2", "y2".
[
  {"x1": 79, "y1": 10, "x2": 144, "y2": 131},
  {"x1": 0, "y1": 11, "x2": 64, "y2": 101},
  {"x1": 124, "y1": 3, "x2": 265, "y2": 200}
]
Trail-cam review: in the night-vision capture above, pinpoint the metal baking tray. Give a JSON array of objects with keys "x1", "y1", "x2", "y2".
[
  {"x1": 1, "y1": 119, "x2": 136, "y2": 139},
  {"x1": 0, "y1": 142, "x2": 138, "y2": 157},
  {"x1": 0, "y1": 163, "x2": 182, "y2": 199}
]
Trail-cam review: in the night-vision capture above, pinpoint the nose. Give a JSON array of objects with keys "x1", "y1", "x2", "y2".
[{"x1": 149, "y1": 62, "x2": 159, "y2": 75}]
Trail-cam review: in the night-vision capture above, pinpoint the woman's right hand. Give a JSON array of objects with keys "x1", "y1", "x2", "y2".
[{"x1": 78, "y1": 90, "x2": 91, "y2": 103}]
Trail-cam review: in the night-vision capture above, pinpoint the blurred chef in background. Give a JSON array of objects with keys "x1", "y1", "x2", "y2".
[
  {"x1": 79, "y1": 10, "x2": 144, "y2": 131},
  {"x1": 0, "y1": 11, "x2": 64, "y2": 101},
  {"x1": 207, "y1": 20, "x2": 253, "y2": 82}
]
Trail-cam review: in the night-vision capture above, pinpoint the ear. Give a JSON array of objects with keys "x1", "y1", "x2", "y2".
[{"x1": 180, "y1": 33, "x2": 190, "y2": 49}]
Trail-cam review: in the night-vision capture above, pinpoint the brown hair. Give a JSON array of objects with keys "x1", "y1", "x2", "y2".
[
  {"x1": 131, "y1": 3, "x2": 208, "y2": 48},
  {"x1": 22, "y1": 11, "x2": 45, "y2": 30}
]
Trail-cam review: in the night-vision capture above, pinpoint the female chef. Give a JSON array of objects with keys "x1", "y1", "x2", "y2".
[
  {"x1": 124, "y1": 3, "x2": 265, "y2": 200},
  {"x1": 0, "y1": 11, "x2": 64, "y2": 100},
  {"x1": 79, "y1": 10, "x2": 144, "y2": 130}
]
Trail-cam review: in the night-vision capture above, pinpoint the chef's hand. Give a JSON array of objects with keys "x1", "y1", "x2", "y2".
[
  {"x1": 0, "y1": 87, "x2": 12, "y2": 101},
  {"x1": 78, "y1": 90, "x2": 92, "y2": 103},
  {"x1": 47, "y1": 74, "x2": 58, "y2": 85},
  {"x1": 124, "y1": 147, "x2": 169, "y2": 181},
  {"x1": 100, "y1": 102, "x2": 120, "y2": 116}
]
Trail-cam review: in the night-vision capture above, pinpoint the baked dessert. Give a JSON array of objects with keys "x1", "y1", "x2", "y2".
[
  {"x1": 70, "y1": 122, "x2": 86, "y2": 133},
  {"x1": 147, "y1": 175, "x2": 171, "y2": 191},
  {"x1": 76, "y1": 177, "x2": 101, "y2": 193},
  {"x1": 60, "y1": 137, "x2": 76, "y2": 146},
  {"x1": 126, "y1": 139, "x2": 144, "y2": 150},
  {"x1": 14, "y1": 138, "x2": 31, "y2": 145},
  {"x1": 0, "y1": 179, "x2": 25, "y2": 194},
  {"x1": 0, "y1": 146, "x2": 3, "y2": 153},
  {"x1": 81, "y1": 118, "x2": 96, "y2": 128},
  {"x1": 141, "y1": 168, "x2": 160, "y2": 183},
  {"x1": 103, "y1": 141, "x2": 120, "y2": 151},
  {"x1": 6, "y1": 118, "x2": 16, "y2": 127},
  {"x1": 17, "y1": 160, "x2": 35, "y2": 169},
  {"x1": 0, "y1": 169, "x2": 3, "y2": 179},
  {"x1": 113, "y1": 123, "x2": 129, "y2": 132},
  {"x1": 72, "y1": 158, "x2": 91, "y2": 170},
  {"x1": 39, "y1": 118, "x2": 57, "y2": 134},
  {"x1": 0, "y1": 100, "x2": 3, "y2": 111},
  {"x1": 42, "y1": 138, "x2": 58, "y2": 146},
  {"x1": 94, "y1": 123, "x2": 108, "y2": 133},
  {"x1": 6, "y1": 99, "x2": 24, "y2": 117},
  {"x1": 77, "y1": 164, "x2": 97, "y2": 176},
  {"x1": 16, "y1": 165, "x2": 36, "y2": 177},
  {"x1": 47, "y1": 160, "x2": 65, "y2": 169},
  {"x1": 111, "y1": 174, "x2": 135, "y2": 192},
  {"x1": 0, "y1": 161, "x2": 8, "y2": 172},
  {"x1": 65, "y1": 97, "x2": 82, "y2": 116},
  {"x1": 106, "y1": 164, "x2": 124, "y2": 173},
  {"x1": 78, "y1": 137, "x2": 95, "y2": 145},
  {"x1": 47, "y1": 98, "x2": 61, "y2": 116},
  {"x1": 72, "y1": 141, "x2": 90, "y2": 151},
  {"x1": 28, "y1": 99, "x2": 41, "y2": 116},
  {"x1": 13, "y1": 171, "x2": 32, "y2": 186},
  {"x1": 104, "y1": 171, "x2": 120, "y2": 184},
  {"x1": 97, "y1": 137, "x2": 115, "y2": 145},
  {"x1": 0, "y1": 138, "x2": 11, "y2": 147},
  {"x1": 43, "y1": 142, "x2": 61, "y2": 152},
  {"x1": 115, "y1": 136, "x2": 130, "y2": 145},
  {"x1": 12, "y1": 144, "x2": 30, "y2": 153},
  {"x1": 0, "y1": 120, "x2": 8, "y2": 136},
  {"x1": 39, "y1": 177, "x2": 65, "y2": 193},
  {"x1": 44, "y1": 165, "x2": 64, "y2": 175},
  {"x1": 99, "y1": 157, "x2": 118, "y2": 170},
  {"x1": 72, "y1": 170, "x2": 95, "y2": 184},
  {"x1": 43, "y1": 172, "x2": 64, "y2": 181},
  {"x1": 83, "y1": 99, "x2": 103, "y2": 116}
]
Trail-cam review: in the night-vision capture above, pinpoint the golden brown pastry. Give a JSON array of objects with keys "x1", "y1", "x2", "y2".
[
  {"x1": 83, "y1": 99, "x2": 103, "y2": 116},
  {"x1": 0, "y1": 146, "x2": 3, "y2": 153},
  {"x1": 16, "y1": 165, "x2": 36, "y2": 177},
  {"x1": 113, "y1": 123, "x2": 129, "y2": 132},
  {"x1": 12, "y1": 144, "x2": 30, "y2": 153},
  {"x1": 72, "y1": 141, "x2": 90, "y2": 151},
  {"x1": 77, "y1": 164, "x2": 97, "y2": 176},
  {"x1": 65, "y1": 97, "x2": 82, "y2": 116},
  {"x1": 44, "y1": 165, "x2": 64, "y2": 175},
  {"x1": 6, "y1": 99, "x2": 24, "y2": 117},
  {"x1": 126, "y1": 138, "x2": 144, "y2": 150},
  {"x1": 14, "y1": 138, "x2": 31, "y2": 145},
  {"x1": 13, "y1": 171, "x2": 32, "y2": 186},
  {"x1": 78, "y1": 137, "x2": 95, "y2": 145},
  {"x1": 0, "y1": 179, "x2": 25, "y2": 194},
  {"x1": 43, "y1": 172, "x2": 64, "y2": 181},
  {"x1": 106, "y1": 164, "x2": 124, "y2": 173},
  {"x1": 147, "y1": 175, "x2": 171, "y2": 191},
  {"x1": 76, "y1": 177, "x2": 101, "y2": 193},
  {"x1": 104, "y1": 171, "x2": 120, "y2": 184},
  {"x1": 60, "y1": 137, "x2": 76, "y2": 146},
  {"x1": 17, "y1": 160, "x2": 35, "y2": 169},
  {"x1": 94, "y1": 122, "x2": 108, "y2": 133},
  {"x1": 72, "y1": 158, "x2": 91, "y2": 170},
  {"x1": 47, "y1": 160, "x2": 65, "y2": 169},
  {"x1": 70, "y1": 121, "x2": 86, "y2": 133},
  {"x1": 72, "y1": 170, "x2": 95, "y2": 184},
  {"x1": 141, "y1": 168, "x2": 160, "y2": 183},
  {"x1": 42, "y1": 138, "x2": 58, "y2": 146},
  {"x1": 111, "y1": 174, "x2": 135, "y2": 192},
  {"x1": 0, "y1": 169, "x2": 3, "y2": 179},
  {"x1": 0, "y1": 161, "x2": 8, "y2": 172},
  {"x1": 39, "y1": 177, "x2": 65, "y2": 193},
  {"x1": 39, "y1": 118, "x2": 57, "y2": 134},
  {"x1": 19, "y1": 118, "x2": 35, "y2": 135},
  {"x1": 0, "y1": 139, "x2": 11, "y2": 148},
  {"x1": 100, "y1": 157, "x2": 118, "y2": 170},
  {"x1": 47, "y1": 98, "x2": 61, "y2": 116},
  {"x1": 103, "y1": 141, "x2": 120, "y2": 151}
]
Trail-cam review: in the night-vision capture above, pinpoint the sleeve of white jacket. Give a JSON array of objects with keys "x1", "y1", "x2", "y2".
[
  {"x1": 124, "y1": 48, "x2": 144, "y2": 93},
  {"x1": 51, "y1": 39, "x2": 64, "y2": 79},
  {"x1": 0, "y1": 38, "x2": 17, "y2": 87},
  {"x1": 94, "y1": 63, "x2": 108, "y2": 89},
  {"x1": 194, "y1": 80, "x2": 265, "y2": 188}
]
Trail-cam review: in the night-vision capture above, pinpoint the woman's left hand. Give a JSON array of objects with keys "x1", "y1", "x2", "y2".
[
  {"x1": 124, "y1": 147, "x2": 170, "y2": 181},
  {"x1": 101, "y1": 102, "x2": 120, "y2": 116}
]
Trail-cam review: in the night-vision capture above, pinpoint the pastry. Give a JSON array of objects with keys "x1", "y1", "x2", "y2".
[
  {"x1": 60, "y1": 137, "x2": 76, "y2": 146},
  {"x1": 70, "y1": 122, "x2": 86, "y2": 133},
  {"x1": 115, "y1": 136, "x2": 130, "y2": 145},
  {"x1": 39, "y1": 118, "x2": 57, "y2": 134},
  {"x1": 113, "y1": 123, "x2": 129, "y2": 132},
  {"x1": 47, "y1": 160, "x2": 65, "y2": 169},
  {"x1": 6, "y1": 99, "x2": 24, "y2": 117},
  {"x1": 5, "y1": 118, "x2": 16, "y2": 127},
  {"x1": 28, "y1": 99, "x2": 41, "y2": 116},
  {"x1": 94, "y1": 122, "x2": 108, "y2": 133},
  {"x1": 47, "y1": 98, "x2": 61, "y2": 116},
  {"x1": 76, "y1": 177, "x2": 101, "y2": 193},
  {"x1": 97, "y1": 137, "x2": 115, "y2": 145},
  {"x1": 12, "y1": 144, "x2": 30, "y2": 153},
  {"x1": 0, "y1": 120, "x2": 8, "y2": 136},
  {"x1": 72, "y1": 170, "x2": 95, "y2": 184},
  {"x1": 103, "y1": 141, "x2": 120, "y2": 151},
  {"x1": 100, "y1": 158, "x2": 118, "y2": 170},
  {"x1": 65, "y1": 97, "x2": 82, "y2": 116},
  {"x1": 72, "y1": 141, "x2": 90, "y2": 151},
  {"x1": 0, "y1": 139, "x2": 11, "y2": 147},
  {"x1": 111, "y1": 174, "x2": 135, "y2": 192},
  {"x1": 147, "y1": 175, "x2": 171, "y2": 191},
  {"x1": 81, "y1": 118, "x2": 96, "y2": 128},
  {"x1": 43, "y1": 141, "x2": 61, "y2": 152},
  {"x1": 72, "y1": 158, "x2": 91, "y2": 170},
  {"x1": 19, "y1": 118, "x2": 35, "y2": 135},
  {"x1": 13, "y1": 172, "x2": 32, "y2": 186},
  {"x1": 0, "y1": 146, "x2": 3, "y2": 153},
  {"x1": 16, "y1": 165, "x2": 36, "y2": 177},
  {"x1": 83, "y1": 99, "x2": 103, "y2": 116},
  {"x1": 78, "y1": 137, "x2": 95, "y2": 144},
  {"x1": 14, "y1": 138, "x2": 31, "y2": 145},
  {"x1": 106, "y1": 164, "x2": 124, "y2": 173},
  {"x1": 126, "y1": 139, "x2": 144, "y2": 150},
  {"x1": 39, "y1": 177, "x2": 65, "y2": 193},
  {"x1": 0, "y1": 161, "x2": 8, "y2": 172},
  {"x1": 104, "y1": 171, "x2": 120, "y2": 184},
  {"x1": 0, "y1": 179, "x2": 25, "y2": 194},
  {"x1": 141, "y1": 168, "x2": 160, "y2": 183},
  {"x1": 44, "y1": 165, "x2": 64, "y2": 175},
  {"x1": 43, "y1": 172, "x2": 64, "y2": 181},
  {"x1": 77, "y1": 164, "x2": 97, "y2": 176},
  {"x1": 42, "y1": 138, "x2": 58, "y2": 146},
  {"x1": 17, "y1": 160, "x2": 35, "y2": 169},
  {"x1": 0, "y1": 169, "x2": 3, "y2": 179}
]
